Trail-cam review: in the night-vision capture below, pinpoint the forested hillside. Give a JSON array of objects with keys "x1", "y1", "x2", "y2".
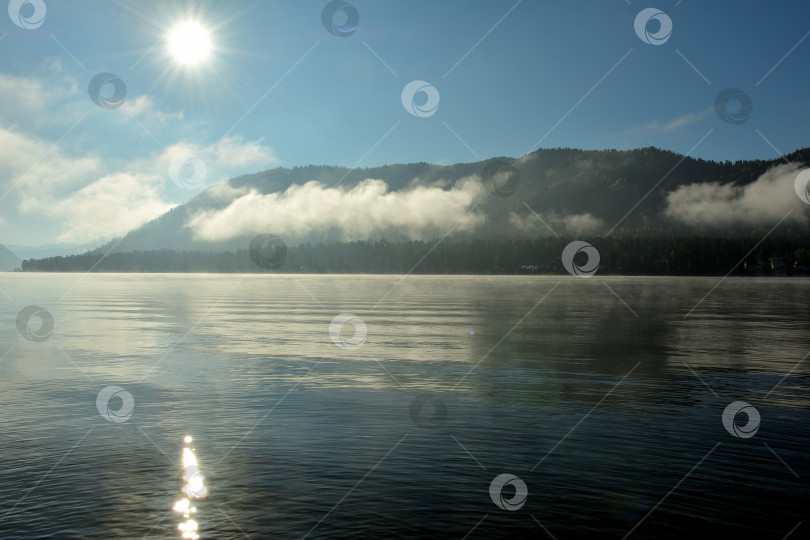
[
  {"x1": 21, "y1": 235, "x2": 810, "y2": 276},
  {"x1": 108, "y1": 146, "x2": 810, "y2": 254}
]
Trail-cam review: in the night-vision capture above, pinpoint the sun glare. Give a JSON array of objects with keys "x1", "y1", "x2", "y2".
[{"x1": 167, "y1": 21, "x2": 211, "y2": 65}]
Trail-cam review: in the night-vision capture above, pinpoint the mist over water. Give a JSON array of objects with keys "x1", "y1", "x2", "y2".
[{"x1": 0, "y1": 274, "x2": 807, "y2": 539}]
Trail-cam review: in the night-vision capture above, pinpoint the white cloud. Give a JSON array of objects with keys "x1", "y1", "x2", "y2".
[
  {"x1": 561, "y1": 212, "x2": 605, "y2": 234},
  {"x1": 10, "y1": 134, "x2": 279, "y2": 244},
  {"x1": 0, "y1": 72, "x2": 54, "y2": 113},
  {"x1": 515, "y1": 152, "x2": 538, "y2": 165},
  {"x1": 40, "y1": 172, "x2": 176, "y2": 243},
  {"x1": 0, "y1": 57, "x2": 296, "y2": 247},
  {"x1": 0, "y1": 125, "x2": 101, "y2": 197},
  {"x1": 0, "y1": 64, "x2": 281, "y2": 245},
  {"x1": 664, "y1": 163, "x2": 809, "y2": 227},
  {"x1": 186, "y1": 177, "x2": 485, "y2": 242},
  {"x1": 119, "y1": 95, "x2": 184, "y2": 126},
  {"x1": 205, "y1": 180, "x2": 249, "y2": 203},
  {"x1": 0, "y1": 62, "x2": 146, "y2": 149},
  {"x1": 159, "y1": 136, "x2": 278, "y2": 184},
  {"x1": 0, "y1": 65, "x2": 186, "y2": 133},
  {"x1": 210, "y1": 136, "x2": 277, "y2": 168},
  {"x1": 0, "y1": 65, "x2": 84, "y2": 131}
]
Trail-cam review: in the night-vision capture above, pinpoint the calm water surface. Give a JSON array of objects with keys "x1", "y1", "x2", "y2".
[{"x1": 0, "y1": 274, "x2": 807, "y2": 539}]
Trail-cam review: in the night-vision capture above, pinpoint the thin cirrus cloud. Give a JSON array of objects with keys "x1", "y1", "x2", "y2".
[
  {"x1": 0, "y1": 64, "x2": 171, "y2": 132},
  {"x1": 664, "y1": 163, "x2": 809, "y2": 228},
  {"x1": 623, "y1": 107, "x2": 713, "y2": 135}
]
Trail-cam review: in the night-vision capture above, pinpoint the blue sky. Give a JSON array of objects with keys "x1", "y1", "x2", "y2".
[{"x1": 0, "y1": 0, "x2": 808, "y2": 245}]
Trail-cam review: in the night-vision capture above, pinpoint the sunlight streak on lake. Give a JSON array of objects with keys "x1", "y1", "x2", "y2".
[{"x1": 173, "y1": 435, "x2": 206, "y2": 539}]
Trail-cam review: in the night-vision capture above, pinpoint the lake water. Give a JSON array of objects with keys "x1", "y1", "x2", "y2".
[{"x1": 0, "y1": 274, "x2": 807, "y2": 539}]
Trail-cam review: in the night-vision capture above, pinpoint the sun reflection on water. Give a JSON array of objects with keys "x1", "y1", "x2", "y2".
[{"x1": 172, "y1": 435, "x2": 207, "y2": 539}]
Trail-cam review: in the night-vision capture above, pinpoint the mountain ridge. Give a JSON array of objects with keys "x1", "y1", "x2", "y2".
[
  {"x1": 0, "y1": 243, "x2": 21, "y2": 271},
  {"x1": 98, "y1": 145, "x2": 810, "y2": 255}
]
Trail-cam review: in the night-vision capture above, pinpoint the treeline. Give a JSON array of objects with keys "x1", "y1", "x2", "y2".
[{"x1": 19, "y1": 236, "x2": 810, "y2": 275}]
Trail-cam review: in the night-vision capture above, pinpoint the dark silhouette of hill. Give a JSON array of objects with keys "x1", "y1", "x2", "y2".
[{"x1": 98, "y1": 145, "x2": 810, "y2": 254}]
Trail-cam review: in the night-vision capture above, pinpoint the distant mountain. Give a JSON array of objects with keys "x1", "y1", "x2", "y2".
[
  {"x1": 4, "y1": 243, "x2": 98, "y2": 261},
  {"x1": 0, "y1": 244, "x2": 21, "y2": 271},
  {"x1": 108, "y1": 146, "x2": 810, "y2": 254}
]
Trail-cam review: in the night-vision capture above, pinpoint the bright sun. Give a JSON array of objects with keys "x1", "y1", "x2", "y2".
[{"x1": 167, "y1": 22, "x2": 211, "y2": 65}]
